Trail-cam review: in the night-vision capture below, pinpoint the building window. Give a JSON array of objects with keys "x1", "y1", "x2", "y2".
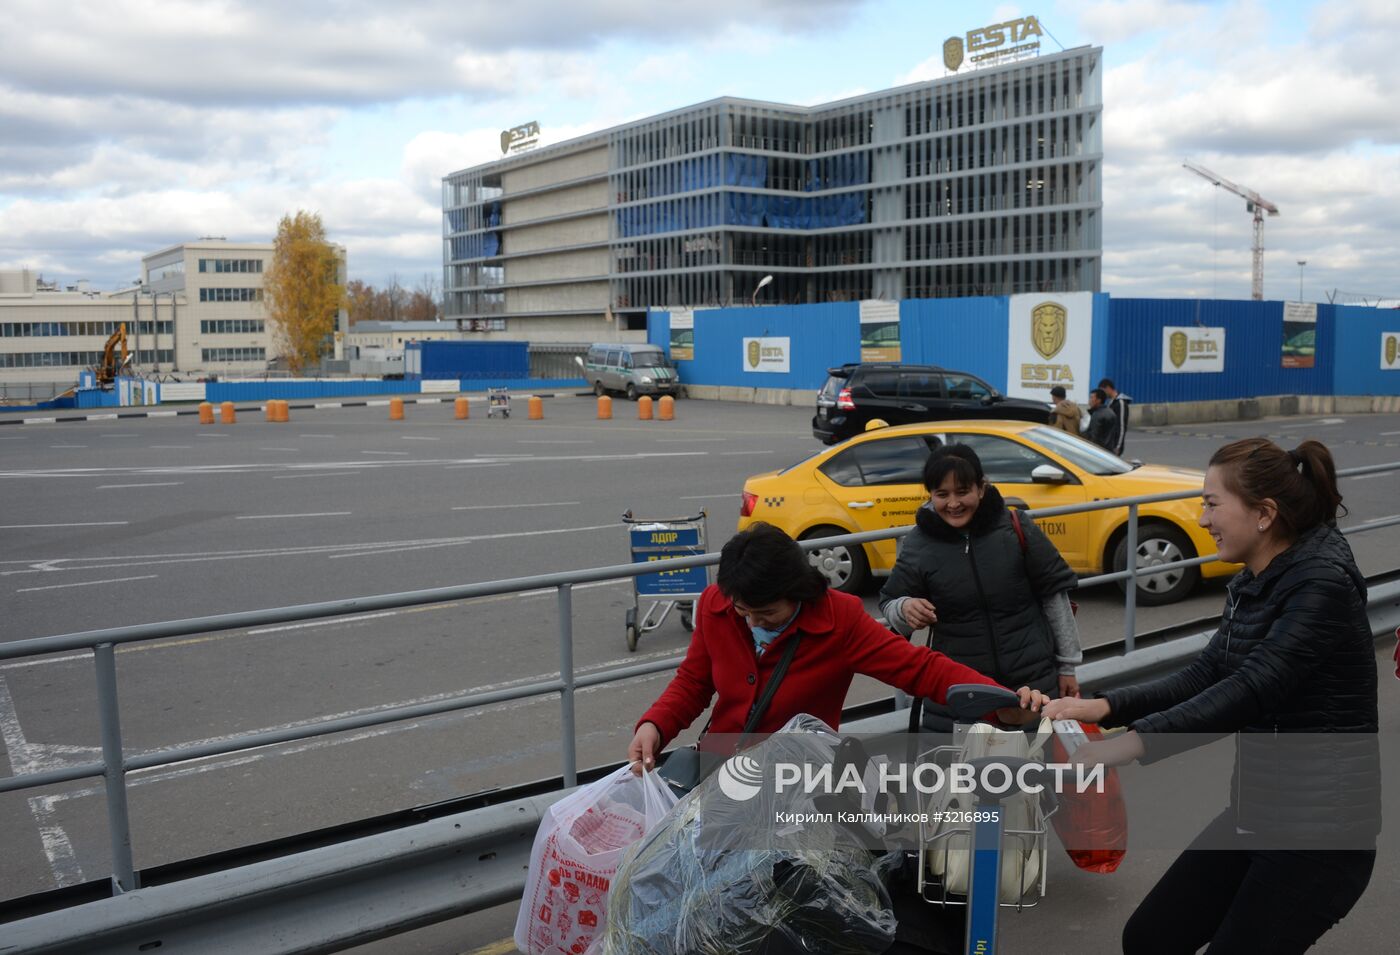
[
  {"x1": 198, "y1": 288, "x2": 264, "y2": 303},
  {"x1": 199, "y1": 319, "x2": 266, "y2": 334},
  {"x1": 201, "y1": 347, "x2": 267, "y2": 363},
  {"x1": 0, "y1": 349, "x2": 172, "y2": 368},
  {"x1": 198, "y1": 259, "x2": 264, "y2": 274},
  {"x1": 0, "y1": 321, "x2": 172, "y2": 337}
]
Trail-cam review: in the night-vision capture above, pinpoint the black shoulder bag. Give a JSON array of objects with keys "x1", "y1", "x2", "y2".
[{"x1": 657, "y1": 634, "x2": 802, "y2": 796}]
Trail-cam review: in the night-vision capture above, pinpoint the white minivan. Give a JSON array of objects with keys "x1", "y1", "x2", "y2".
[{"x1": 579, "y1": 343, "x2": 680, "y2": 400}]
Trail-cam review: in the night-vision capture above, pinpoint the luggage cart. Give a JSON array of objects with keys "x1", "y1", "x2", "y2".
[
  {"x1": 487, "y1": 387, "x2": 510, "y2": 418},
  {"x1": 622, "y1": 510, "x2": 708, "y2": 652},
  {"x1": 915, "y1": 684, "x2": 1057, "y2": 955}
]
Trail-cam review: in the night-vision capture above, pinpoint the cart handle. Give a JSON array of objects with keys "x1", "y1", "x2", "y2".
[{"x1": 621, "y1": 509, "x2": 707, "y2": 525}]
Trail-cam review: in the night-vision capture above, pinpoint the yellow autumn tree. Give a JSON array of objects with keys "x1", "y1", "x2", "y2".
[{"x1": 264, "y1": 211, "x2": 345, "y2": 374}]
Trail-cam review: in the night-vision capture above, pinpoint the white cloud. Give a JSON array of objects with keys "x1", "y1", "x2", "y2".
[{"x1": 1072, "y1": 0, "x2": 1207, "y2": 44}]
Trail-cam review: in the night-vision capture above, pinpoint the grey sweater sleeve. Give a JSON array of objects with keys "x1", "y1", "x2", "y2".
[
  {"x1": 882, "y1": 595, "x2": 917, "y2": 637},
  {"x1": 1042, "y1": 590, "x2": 1082, "y2": 675}
]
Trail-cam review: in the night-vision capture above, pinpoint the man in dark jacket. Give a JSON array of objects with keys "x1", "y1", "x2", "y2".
[
  {"x1": 1099, "y1": 377, "x2": 1131, "y2": 455},
  {"x1": 1083, "y1": 388, "x2": 1116, "y2": 450}
]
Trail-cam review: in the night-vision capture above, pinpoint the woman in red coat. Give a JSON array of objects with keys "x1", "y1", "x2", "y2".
[{"x1": 628, "y1": 522, "x2": 1047, "y2": 768}]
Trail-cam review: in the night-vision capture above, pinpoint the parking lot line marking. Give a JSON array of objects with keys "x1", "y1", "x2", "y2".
[
  {"x1": 97, "y1": 482, "x2": 184, "y2": 489},
  {"x1": 362, "y1": 450, "x2": 410, "y2": 455},
  {"x1": 452, "y1": 501, "x2": 580, "y2": 511},
  {"x1": 273, "y1": 471, "x2": 361, "y2": 480},
  {"x1": 0, "y1": 521, "x2": 130, "y2": 529},
  {"x1": 18, "y1": 574, "x2": 158, "y2": 593},
  {"x1": 196, "y1": 433, "x2": 228, "y2": 438},
  {"x1": 49, "y1": 445, "x2": 87, "y2": 448},
  {"x1": 329, "y1": 522, "x2": 617, "y2": 559},
  {"x1": 237, "y1": 512, "x2": 352, "y2": 520},
  {"x1": 300, "y1": 433, "x2": 337, "y2": 437},
  {"x1": 258, "y1": 447, "x2": 300, "y2": 452},
  {"x1": 464, "y1": 940, "x2": 517, "y2": 955},
  {"x1": 517, "y1": 440, "x2": 590, "y2": 444},
  {"x1": 679, "y1": 493, "x2": 736, "y2": 500},
  {"x1": 1381, "y1": 430, "x2": 1400, "y2": 436},
  {"x1": 0, "y1": 435, "x2": 27, "y2": 440},
  {"x1": 445, "y1": 463, "x2": 510, "y2": 470},
  {"x1": 150, "y1": 445, "x2": 192, "y2": 449}
]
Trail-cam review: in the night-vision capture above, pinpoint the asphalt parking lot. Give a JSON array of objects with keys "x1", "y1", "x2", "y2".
[{"x1": 2, "y1": 397, "x2": 1398, "y2": 951}]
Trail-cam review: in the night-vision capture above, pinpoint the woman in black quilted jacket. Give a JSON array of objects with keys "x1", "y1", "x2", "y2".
[{"x1": 1044, "y1": 437, "x2": 1379, "y2": 954}]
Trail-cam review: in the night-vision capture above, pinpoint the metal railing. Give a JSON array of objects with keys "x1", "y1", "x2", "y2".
[{"x1": 2, "y1": 462, "x2": 1397, "y2": 899}]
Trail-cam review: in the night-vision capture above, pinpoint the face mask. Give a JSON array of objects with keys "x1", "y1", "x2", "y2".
[{"x1": 749, "y1": 604, "x2": 800, "y2": 653}]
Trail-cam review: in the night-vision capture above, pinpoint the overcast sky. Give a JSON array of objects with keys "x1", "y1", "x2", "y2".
[{"x1": 1, "y1": 0, "x2": 1395, "y2": 302}]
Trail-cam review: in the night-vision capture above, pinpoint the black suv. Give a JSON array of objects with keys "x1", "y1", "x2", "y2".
[{"x1": 812, "y1": 363, "x2": 1052, "y2": 443}]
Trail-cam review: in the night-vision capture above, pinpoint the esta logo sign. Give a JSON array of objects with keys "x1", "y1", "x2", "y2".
[{"x1": 944, "y1": 15, "x2": 1045, "y2": 70}]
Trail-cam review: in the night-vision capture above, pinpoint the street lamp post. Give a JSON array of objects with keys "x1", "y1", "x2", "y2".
[
  {"x1": 1297, "y1": 260, "x2": 1307, "y2": 301},
  {"x1": 751, "y1": 274, "x2": 773, "y2": 307}
]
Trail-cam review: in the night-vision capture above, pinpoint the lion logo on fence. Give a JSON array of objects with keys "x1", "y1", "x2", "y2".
[
  {"x1": 1031, "y1": 302, "x2": 1067, "y2": 360},
  {"x1": 1169, "y1": 331, "x2": 1189, "y2": 369}
]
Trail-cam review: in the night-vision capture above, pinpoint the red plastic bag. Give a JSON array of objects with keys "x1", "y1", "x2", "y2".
[
  {"x1": 1049, "y1": 720, "x2": 1128, "y2": 873},
  {"x1": 515, "y1": 766, "x2": 677, "y2": 955}
]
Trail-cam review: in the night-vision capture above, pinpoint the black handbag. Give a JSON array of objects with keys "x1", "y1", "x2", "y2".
[{"x1": 658, "y1": 633, "x2": 802, "y2": 795}]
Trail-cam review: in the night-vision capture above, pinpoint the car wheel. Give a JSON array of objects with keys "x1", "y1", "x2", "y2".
[
  {"x1": 593, "y1": 380, "x2": 605, "y2": 397},
  {"x1": 626, "y1": 383, "x2": 638, "y2": 401},
  {"x1": 1113, "y1": 523, "x2": 1200, "y2": 606},
  {"x1": 800, "y1": 525, "x2": 871, "y2": 594}
]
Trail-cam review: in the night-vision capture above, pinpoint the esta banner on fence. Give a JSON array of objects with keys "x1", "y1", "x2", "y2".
[
  {"x1": 742, "y1": 337, "x2": 790, "y2": 374},
  {"x1": 1161, "y1": 326, "x2": 1226, "y2": 373},
  {"x1": 1006, "y1": 292, "x2": 1094, "y2": 401}
]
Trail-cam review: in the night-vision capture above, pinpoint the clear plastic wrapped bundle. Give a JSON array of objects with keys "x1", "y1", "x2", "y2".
[{"x1": 595, "y1": 715, "x2": 897, "y2": 954}]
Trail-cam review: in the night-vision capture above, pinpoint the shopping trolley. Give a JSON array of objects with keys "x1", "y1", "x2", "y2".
[
  {"x1": 621, "y1": 510, "x2": 708, "y2": 652},
  {"x1": 915, "y1": 684, "x2": 1057, "y2": 955},
  {"x1": 486, "y1": 387, "x2": 510, "y2": 418}
]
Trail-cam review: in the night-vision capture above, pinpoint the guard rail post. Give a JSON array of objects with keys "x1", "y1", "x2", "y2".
[
  {"x1": 558, "y1": 583, "x2": 577, "y2": 787},
  {"x1": 94, "y1": 643, "x2": 137, "y2": 894},
  {"x1": 1124, "y1": 503, "x2": 1139, "y2": 654}
]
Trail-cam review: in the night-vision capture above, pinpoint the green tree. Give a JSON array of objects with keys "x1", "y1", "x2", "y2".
[{"x1": 264, "y1": 211, "x2": 345, "y2": 373}]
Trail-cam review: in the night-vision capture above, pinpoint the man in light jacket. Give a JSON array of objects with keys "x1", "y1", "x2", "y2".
[{"x1": 1048, "y1": 385, "x2": 1082, "y2": 434}]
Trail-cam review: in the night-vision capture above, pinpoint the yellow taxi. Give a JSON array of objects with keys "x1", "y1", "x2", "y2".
[{"x1": 738, "y1": 420, "x2": 1237, "y2": 605}]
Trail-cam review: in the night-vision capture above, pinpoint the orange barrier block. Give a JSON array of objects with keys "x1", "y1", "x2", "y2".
[
  {"x1": 528, "y1": 395, "x2": 544, "y2": 420},
  {"x1": 455, "y1": 397, "x2": 469, "y2": 420},
  {"x1": 198, "y1": 402, "x2": 214, "y2": 425},
  {"x1": 638, "y1": 395, "x2": 653, "y2": 420},
  {"x1": 658, "y1": 395, "x2": 675, "y2": 421},
  {"x1": 390, "y1": 397, "x2": 404, "y2": 421},
  {"x1": 219, "y1": 401, "x2": 236, "y2": 425},
  {"x1": 597, "y1": 395, "x2": 612, "y2": 420},
  {"x1": 264, "y1": 401, "x2": 276, "y2": 422},
  {"x1": 273, "y1": 400, "x2": 290, "y2": 423}
]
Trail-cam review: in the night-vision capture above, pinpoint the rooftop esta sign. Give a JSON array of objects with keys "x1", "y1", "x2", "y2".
[
  {"x1": 500, "y1": 121, "x2": 541, "y2": 155},
  {"x1": 944, "y1": 15, "x2": 1044, "y2": 71}
]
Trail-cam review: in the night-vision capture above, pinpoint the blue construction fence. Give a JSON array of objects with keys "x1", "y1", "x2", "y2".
[{"x1": 647, "y1": 297, "x2": 1400, "y2": 403}]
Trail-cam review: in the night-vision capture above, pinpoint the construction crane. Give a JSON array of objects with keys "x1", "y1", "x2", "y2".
[{"x1": 1183, "y1": 159, "x2": 1280, "y2": 301}]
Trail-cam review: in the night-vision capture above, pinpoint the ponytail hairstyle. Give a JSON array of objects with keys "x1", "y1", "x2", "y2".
[{"x1": 1207, "y1": 438, "x2": 1344, "y2": 540}]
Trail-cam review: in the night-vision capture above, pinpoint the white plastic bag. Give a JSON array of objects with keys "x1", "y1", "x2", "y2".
[
  {"x1": 515, "y1": 765, "x2": 677, "y2": 955},
  {"x1": 925, "y1": 718, "x2": 1052, "y2": 902}
]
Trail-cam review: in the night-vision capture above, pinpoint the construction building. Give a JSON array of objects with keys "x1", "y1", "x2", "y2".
[{"x1": 442, "y1": 45, "x2": 1103, "y2": 341}]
